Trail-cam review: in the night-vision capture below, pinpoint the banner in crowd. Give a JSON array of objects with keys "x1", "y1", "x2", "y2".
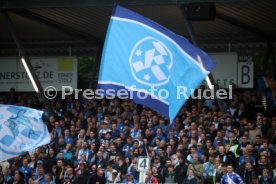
[
  {"x1": 203, "y1": 53, "x2": 254, "y2": 88},
  {"x1": 0, "y1": 105, "x2": 50, "y2": 162},
  {"x1": 0, "y1": 57, "x2": 78, "y2": 92},
  {"x1": 208, "y1": 53, "x2": 237, "y2": 88},
  {"x1": 98, "y1": 5, "x2": 216, "y2": 123}
]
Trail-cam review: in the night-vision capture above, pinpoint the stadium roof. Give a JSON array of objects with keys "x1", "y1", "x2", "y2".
[{"x1": 0, "y1": 0, "x2": 276, "y2": 56}]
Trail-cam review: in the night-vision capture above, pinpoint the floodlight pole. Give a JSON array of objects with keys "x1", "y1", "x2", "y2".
[
  {"x1": 181, "y1": 8, "x2": 226, "y2": 113},
  {"x1": 1, "y1": 10, "x2": 54, "y2": 115}
]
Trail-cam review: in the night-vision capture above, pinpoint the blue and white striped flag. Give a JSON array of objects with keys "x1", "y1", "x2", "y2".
[
  {"x1": 0, "y1": 105, "x2": 50, "y2": 162},
  {"x1": 98, "y1": 5, "x2": 216, "y2": 123}
]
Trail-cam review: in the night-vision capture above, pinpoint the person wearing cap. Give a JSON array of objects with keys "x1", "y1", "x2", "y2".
[
  {"x1": 122, "y1": 172, "x2": 138, "y2": 184},
  {"x1": 32, "y1": 159, "x2": 44, "y2": 181},
  {"x1": 33, "y1": 166, "x2": 46, "y2": 184},
  {"x1": 196, "y1": 142, "x2": 203, "y2": 160},
  {"x1": 37, "y1": 160, "x2": 44, "y2": 167}
]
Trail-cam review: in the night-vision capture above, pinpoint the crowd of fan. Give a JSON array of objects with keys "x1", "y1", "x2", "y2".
[{"x1": 0, "y1": 88, "x2": 275, "y2": 184}]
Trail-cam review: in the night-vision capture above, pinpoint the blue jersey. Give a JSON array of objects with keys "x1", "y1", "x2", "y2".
[
  {"x1": 221, "y1": 172, "x2": 245, "y2": 184},
  {"x1": 18, "y1": 166, "x2": 32, "y2": 183},
  {"x1": 122, "y1": 178, "x2": 138, "y2": 184}
]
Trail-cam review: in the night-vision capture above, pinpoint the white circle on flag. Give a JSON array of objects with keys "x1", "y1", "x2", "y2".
[
  {"x1": 129, "y1": 37, "x2": 173, "y2": 87},
  {"x1": 0, "y1": 106, "x2": 48, "y2": 156}
]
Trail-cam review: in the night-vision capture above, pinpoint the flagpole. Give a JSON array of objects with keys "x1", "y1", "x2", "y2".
[
  {"x1": 180, "y1": 7, "x2": 226, "y2": 114},
  {"x1": 1, "y1": 10, "x2": 54, "y2": 116}
]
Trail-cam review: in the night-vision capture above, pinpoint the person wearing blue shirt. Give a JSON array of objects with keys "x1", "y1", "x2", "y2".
[
  {"x1": 64, "y1": 129, "x2": 74, "y2": 145},
  {"x1": 238, "y1": 148, "x2": 256, "y2": 167},
  {"x1": 130, "y1": 123, "x2": 142, "y2": 140},
  {"x1": 203, "y1": 155, "x2": 215, "y2": 184},
  {"x1": 213, "y1": 130, "x2": 226, "y2": 149},
  {"x1": 221, "y1": 164, "x2": 245, "y2": 184},
  {"x1": 151, "y1": 128, "x2": 166, "y2": 146},
  {"x1": 62, "y1": 144, "x2": 74, "y2": 163},
  {"x1": 259, "y1": 168, "x2": 273, "y2": 184},
  {"x1": 158, "y1": 119, "x2": 167, "y2": 133},
  {"x1": 34, "y1": 166, "x2": 46, "y2": 184},
  {"x1": 116, "y1": 117, "x2": 125, "y2": 133},
  {"x1": 167, "y1": 130, "x2": 178, "y2": 140},
  {"x1": 122, "y1": 172, "x2": 138, "y2": 184},
  {"x1": 42, "y1": 173, "x2": 55, "y2": 184},
  {"x1": 196, "y1": 142, "x2": 203, "y2": 160},
  {"x1": 18, "y1": 158, "x2": 32, "y2": 184},
  {"x1": 52, "y1": 122, "x2": 63, "y2": 143},
  {"x1": 122, "y1": 137, "x2": 134, "y2": 158},
  {"x1": 96, "y1": 107, "x2": 103, "y2": 122},
  {"x1": 77, "y1": 142, "x2": 92, "y2": 164},
  {"x1": 225, "y1": 116, "x2": 233, "y2": 138},
  {"x1": 110, "y1": 123, "x2": 120, "y2": 139}
]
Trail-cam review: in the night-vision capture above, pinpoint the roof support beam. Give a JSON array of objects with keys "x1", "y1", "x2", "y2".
[
  {"x1": 9, "y1": 9, "x2": 101, "y2": 45},
  {"x1": 216, "y1": 10, "x2": 271, "y2": 38},
  {"x1": 1, "y1": 0, "x2": 249, "y2": 9},
  {"x1": 0, "y1": 10, "x2": 53, "y2": 114}
]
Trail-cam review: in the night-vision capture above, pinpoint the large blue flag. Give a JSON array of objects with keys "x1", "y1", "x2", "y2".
[
  {"x1": 0, "y1": 105, "x2": 50, "y2": 162},
  {"x1": 98, "y1": 5, "x2": 216, "y2": 123}
]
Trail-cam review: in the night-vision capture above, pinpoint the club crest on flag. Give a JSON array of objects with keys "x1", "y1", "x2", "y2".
[
  {"x1": 98, "y1": 5, "x2": 216, "y2": 123},
  {"x1": 0, "y1": 105, "x2": 50, "y2": 159},
  {"x1": 130, "y1": 36, "x2": 173, "y2": 87}
]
